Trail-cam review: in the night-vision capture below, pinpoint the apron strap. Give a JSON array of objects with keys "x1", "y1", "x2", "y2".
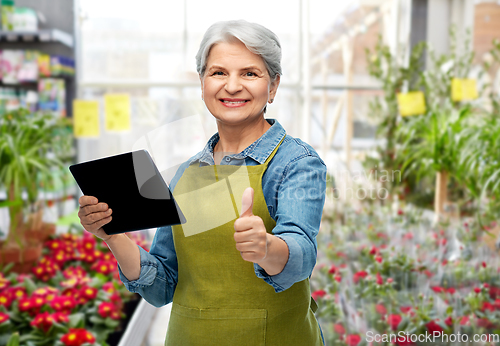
[{"x1": 263, "y1": 134, "x2": 286, "y2": 166}]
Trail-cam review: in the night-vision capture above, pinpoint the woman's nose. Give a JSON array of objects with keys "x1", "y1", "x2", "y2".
[{"x1": 224, "y1": 75, "x2": 243, "y2": 94}]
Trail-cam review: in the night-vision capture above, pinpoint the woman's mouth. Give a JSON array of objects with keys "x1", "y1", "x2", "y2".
[{"x1": 220, "y1": 99, "x2": 249, "y2": 107}]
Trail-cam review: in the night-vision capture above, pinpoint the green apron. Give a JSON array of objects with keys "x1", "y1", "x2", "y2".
[{"x1": 167, "y1": 138, "x2": 323, "y2": 346}]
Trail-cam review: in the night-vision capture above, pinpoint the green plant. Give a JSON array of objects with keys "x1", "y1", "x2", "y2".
[
  {"x1": 364, "y1": 37, "x2": 427, "y2": 195},
  {"x1": 0, "y1": 108, "x2": 64, "y2": 247}
]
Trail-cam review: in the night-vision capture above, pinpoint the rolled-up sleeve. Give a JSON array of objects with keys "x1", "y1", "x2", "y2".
[
  {"x1": 118, "y1": 226, "x2": 178, "y2": 307},
  {"x1": 254, "y1": 155, "x2": 327, "y2": 292}
]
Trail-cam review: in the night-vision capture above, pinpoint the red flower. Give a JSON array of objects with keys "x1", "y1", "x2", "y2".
[
  {"x1": 459, "y1": 316, "x2": 470, "y2": 325},
  {"x1": 431, "y1": 286, "x2": 444, "y2": 293},
  {"x1": 31, "y1": 312, "x2": 54, "y2": 333},
  {"x1": 481, "y1": 302, "x2": 495, "y2": 312},
  {"x1": 446, "y1": 287, "x2": 456, "y2": 295},
  {"x1": 334, "y1": 275, "x2": 342, "y2": 283},
  {"x1": 489, "y1": 286, "x2": 500, "y2": 299},
  {"x1": 482, "y1": 262, "x2": 487, "y2": 268},
  {"x1": 376, "y1": 273, "x2": 383, "y2": 285},
  {"x1": 375, "y1": 304, "x2": 387, "y2": 315},
  {"x1": 445, "y1": 316, "x2": 453, "y2": 327},
  {"x1": 0, "y1": 274, "x2": 10, "y2": 290},
  {"x1": 397, "y1": 209, "x2": 404, "y2": 215},
  {"x1": 98, "y1": 302, "x2": 121, "y2": 320},
  {"x1": 80, "y1": 286, "x2": 98, "y2": 301},
  {"x1": 425, "y1": 320, "x2": 443, "y2": 334},
  {"x1": 312, "y1": 290, "x2": 327, "y2": 301},
  {"x1": 0, "y1": 291, "x2": 12, "y2": 308},
  {"x1": 52, "y1": 312, "x2": 70, "y2": 323},
  {"x1": 102, "y1": 282, "x2": 116, "y2": 293},
  {"x1": 333, "y1": 323, "x2": 345, "y2": 335},
  {"x1": 328, "y1": 265, "x2": 337, "y2": 274},
  {"x1": 0, "y1": 312, "x2": 9, "y2": 324},
  {"x1": 375, "y1": 255, "x2": 383, "y2": 263},
  {"x1": 369, "y1": 246, "x2": 378, "y2": 255},
  {"x1": 61, "y1": 328, "x2": 96, "y2": 346},
  {"x1": 110, "y1": 293, "x2": 123, "y2": 310},
  {"x1": 476, "y1": 317, "x2": 494, "y2": 329},
  {"x1": 346, "y1": 334, "x2": 361, "y2": 346},
  {"x1": 388, "y1": 314, "x2": 402, "y2": 330},
  {"x1": 51, "y1": 296, "x2": 77, "y2": 314},
  {"x1": 474, "y1": 287, "x2": 481, "y2": 294},
  {"x1": 353, "y1": 271, "x2": 368, "y2": 284},
  {"x1": 400, "y1": 306, "x2": 412, "y2": 314},
  {"x1": 494, "y1": 299, "x2": 500, "y2": 310}
]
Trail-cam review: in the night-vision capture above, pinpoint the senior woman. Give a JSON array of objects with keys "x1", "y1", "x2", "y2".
[{"x1": 78, "y1": 20, "x2": 327, "y2": 345}]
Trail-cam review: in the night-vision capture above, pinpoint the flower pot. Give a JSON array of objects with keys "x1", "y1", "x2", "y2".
[
  {"x1": 0, "y1": 243, "x2": 43, "y2": 274},
  {"x1": 24, "y1": 222, "x2": 56, "y2": 245}
]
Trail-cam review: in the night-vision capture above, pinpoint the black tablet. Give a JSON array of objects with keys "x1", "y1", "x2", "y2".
[{"x1": 69, "y1": 150, "x2": 186, "y2": 235}]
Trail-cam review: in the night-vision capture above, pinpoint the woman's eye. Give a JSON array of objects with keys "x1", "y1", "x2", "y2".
[
  {"x1": 212, "y1": 71, "x2": 224, "y2": 76},
  {"x1": 245, "y1": 72, "x2": 257, "y2": 77}
]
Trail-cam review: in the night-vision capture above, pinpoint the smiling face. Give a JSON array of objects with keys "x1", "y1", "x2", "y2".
[{"x1": 200, "y1": 40, "x2": 279, "y2": 126}]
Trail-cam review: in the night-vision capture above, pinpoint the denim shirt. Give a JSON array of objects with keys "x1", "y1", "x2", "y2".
[{"x1": 118, "y1": 119, "x2": 327, "y2": 308}]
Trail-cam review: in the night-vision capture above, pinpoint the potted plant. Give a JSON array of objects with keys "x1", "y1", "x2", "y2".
[{"x1": 0, "y1": 108, "x2": 65, "y2": 272}]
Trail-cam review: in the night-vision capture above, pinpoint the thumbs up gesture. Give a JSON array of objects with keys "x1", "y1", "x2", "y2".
[{"x1": 233, "y1": 187, "x2": 268, "y2": 263}]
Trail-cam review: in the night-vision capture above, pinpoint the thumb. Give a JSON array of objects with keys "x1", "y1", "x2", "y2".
[{"x1": 240, "y1": 187, "x2": 254, "y2": 217}]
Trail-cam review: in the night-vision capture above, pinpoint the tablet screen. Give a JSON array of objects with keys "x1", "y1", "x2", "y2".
[{"x1": 69, "y1": 150, "x2": 186, "y2": 235}]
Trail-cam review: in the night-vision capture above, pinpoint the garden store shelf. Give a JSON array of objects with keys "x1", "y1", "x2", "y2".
[{"x1": 0, "y1": 29, "x2": 73, "y2": 48}]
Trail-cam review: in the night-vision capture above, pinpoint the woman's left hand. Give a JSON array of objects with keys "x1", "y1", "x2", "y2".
[{"x1": 233, "y1": 187, "x2": 269, "y2": 262}]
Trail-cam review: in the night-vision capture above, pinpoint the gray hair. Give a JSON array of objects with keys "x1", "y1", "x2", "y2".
[{"x1": 196, "y1": 20, "x2": 282, "y2": 80}]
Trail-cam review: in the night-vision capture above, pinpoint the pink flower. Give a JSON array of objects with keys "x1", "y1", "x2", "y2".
[
  {"x1": 388, "y1": 314, "x2": 402, "y2": 330},
  {"x1": 481, "y1": 302, "x2": 495, "y2": 312},
  {"x1": 312, "y1": 290, "x2": 326, "y2": 301},
  {"x1": 334, "y1": 323, "x2": 345, "y2": 335},
  {"x1": 346, "y1": 334, "x2": 361, "y2": 346},
  {"x1": 426, "y1": 320, "x2": 443, "y2": 334},
  {"x1": 431, "y1": 286, "x2": 444, "y2": 293},
  {"x1": 459, "y1": 316, "x2": 470, "y2": 325},
  {"x1": 375, "y1": 304, "x2": 387, "y2": 315},
  {"x1": 353, "y1": 271, "x2": 368, "y2": 284}
]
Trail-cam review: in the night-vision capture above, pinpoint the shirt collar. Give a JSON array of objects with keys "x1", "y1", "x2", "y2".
[{"x1": 188, "y1": 118, "x2": 286, "y2": 166}]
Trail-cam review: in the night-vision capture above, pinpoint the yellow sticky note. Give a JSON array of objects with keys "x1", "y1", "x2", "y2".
[
  {"x1": 104, "y1": 94, "x2": 131, "y2": 131},
  {"x1": 451, "y1": 78, "x2": 478, "y2": 102},
  {"x1": 73, "y1": 100, "x2": 100, "y2": 138},
  {"x1": 397, "y1": 91, "x2": 426, "y2": 116}
]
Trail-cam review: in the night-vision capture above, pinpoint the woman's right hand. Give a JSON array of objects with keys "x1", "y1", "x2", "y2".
[{"x1": 78, "y1": 196, "x2": 114, "y2": 241}]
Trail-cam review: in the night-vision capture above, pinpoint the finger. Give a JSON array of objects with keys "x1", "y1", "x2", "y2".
[
  {"x1": 240, "y1": 187, "x2": 254, "y2": 217},
  {"x1": 234, "y1": 216, "x2": 258, "y2": 232},
  {"x1": 88, "y1": 208, "x2": 113, "y2": 223},
  {"x1": 92, "y1": 215, "x2": 113, "y2": 231},
  {"x1": 79, "y1": 196, "x2": 98, "y2": 208},
  {"x1": 79, "y1": 203, "x2": 109, "y2": 217}
]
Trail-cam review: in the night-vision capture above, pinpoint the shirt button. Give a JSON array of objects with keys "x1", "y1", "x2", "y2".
[{"x1": 225, "y1": 157, "x2": 231, "y2": 162}]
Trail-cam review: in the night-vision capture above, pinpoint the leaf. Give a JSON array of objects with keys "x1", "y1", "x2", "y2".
[
  {"x1": 6, "y1": 332, "x2": 20, "y2": 346},
  {"x1": 68, "y1": 312, "x2": 85, "y2": 328},
  {"x1": 104, "y1": 318, "x2": 119, "y2": 329}
]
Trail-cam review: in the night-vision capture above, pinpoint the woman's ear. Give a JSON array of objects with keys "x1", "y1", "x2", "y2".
[{"x1": 269, "y1": 75, "x2": 280, "y2": 100}]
